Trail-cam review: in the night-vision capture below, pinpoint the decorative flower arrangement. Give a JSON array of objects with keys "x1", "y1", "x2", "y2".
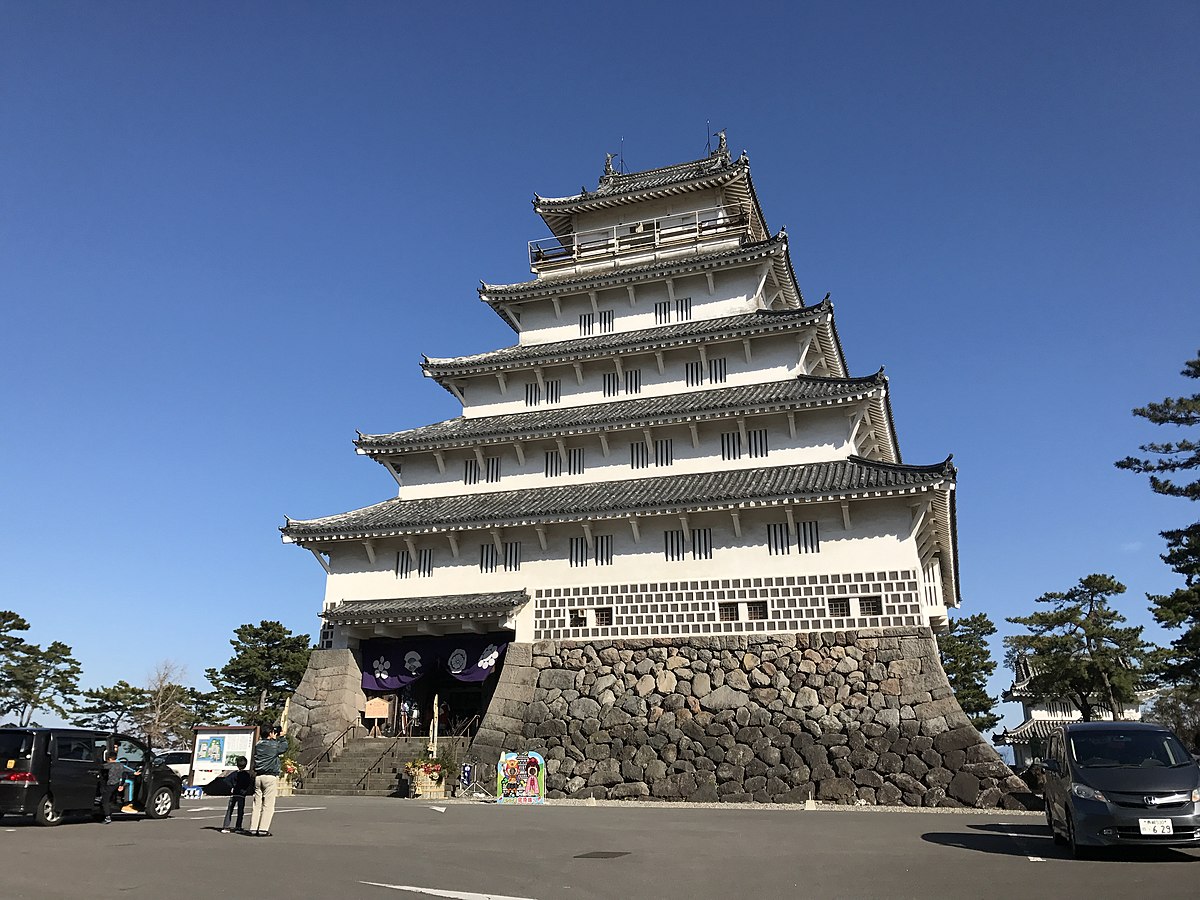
[
  {"x1": 281, "y1": 757, "x2": 299, "y2": 777},
  {"x1": 404, "y1": 755, "x2": 446, "y2": 784}
]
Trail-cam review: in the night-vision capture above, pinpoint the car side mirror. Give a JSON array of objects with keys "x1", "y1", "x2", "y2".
[{"x1": 1040, "y1": 758, "x2": 1059, "y2": 774}]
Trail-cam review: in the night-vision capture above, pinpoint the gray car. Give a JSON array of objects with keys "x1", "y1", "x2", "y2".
[{"x1": 1040, "y1": 721, "x2": 1200, "y2": 857}]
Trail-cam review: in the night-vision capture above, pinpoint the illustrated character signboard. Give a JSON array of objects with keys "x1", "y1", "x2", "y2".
[{"x1": 496, "y1": 751, "x2": 545, "y2": 804}]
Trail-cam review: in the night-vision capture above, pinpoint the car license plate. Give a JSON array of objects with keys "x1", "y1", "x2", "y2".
[{"x1": 1139, "y1": 818, "x2": 1173, "y2": 835}]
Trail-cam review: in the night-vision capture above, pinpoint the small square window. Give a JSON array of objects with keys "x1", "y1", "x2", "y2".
[
  {"x1": 859, "y1": 597, "x2": 882, "y2": 616},
  {"x1": 569, "y1": 610, "x2": 586, "y2": 628},
  {"x1": 746, "y1": 601, "x2": 768, "y2": 620},
  {"x1": 718, "y1": 602, "x2": 738, "y2": 622},
  {"x1": 828, "y1": 598, "x2": 850, "y2": 618},
  {"x1": 595, "y1": 608, "x2": 613, "y2": 627}
]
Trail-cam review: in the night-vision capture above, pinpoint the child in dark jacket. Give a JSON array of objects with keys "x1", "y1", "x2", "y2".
[{"x1": 221, "y1": 756, "x2": 254, "y2": 833}]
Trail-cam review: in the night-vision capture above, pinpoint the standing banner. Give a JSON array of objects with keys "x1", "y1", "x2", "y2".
[
  {"x1": 496, "y1": 751, "x2": 545, "y2": 804},
  {"x1": 190, "y1": 726, "x2": 258, "y2": 787}
]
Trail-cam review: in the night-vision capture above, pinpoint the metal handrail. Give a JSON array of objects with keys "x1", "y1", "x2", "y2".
[
  {"x1": 356, "y1": 734, "x2": 406, "y2": 792},
  {"x1": 452, "y1": 714, "x2": 480, "y2": 739},
  {"x1": 301, "y1": 722, "x2": 361, "y2": 783},
  {"x1": 529, "y1": 204, "x2": 749, "y2": 268}
]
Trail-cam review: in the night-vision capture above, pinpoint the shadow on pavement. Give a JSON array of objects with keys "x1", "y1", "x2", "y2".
[{"x1": 922, "y1": 827, "x2": 1200, "y2": 863}]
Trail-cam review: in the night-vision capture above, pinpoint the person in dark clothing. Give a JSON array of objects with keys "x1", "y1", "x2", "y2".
[
  {"x1": 98, "y1": 750, "x2": 124, "y2": 824},
  {"x1": 221, "y1": 756, "x2": 253, "y2": 833},
  {"x1": 249, "y1": 723, "x2": 288, "y2": 836}
]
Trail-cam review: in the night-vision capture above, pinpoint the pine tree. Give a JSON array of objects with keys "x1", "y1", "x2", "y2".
[
  {"x1": 204, "y1": 621, "x2": 311, "y2": 725},
  {"x1": 1116, "y1": 352, "x2": 1200, "y2": 685},
  {"x1": 937, "y1": 612, "x2": 1000, "y2": 732},
  {"x1": 72, "y1": 681, "x2": 149, "y2": 733},
  {"x1": 1, "y1": 640, "x2": 83, "y2": 727},
  {"x1": 1004, "y1": 574, "x2": 1147, "y2": 721}
]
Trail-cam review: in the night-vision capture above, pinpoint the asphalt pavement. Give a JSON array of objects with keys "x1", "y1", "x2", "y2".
[{"x1": 2, "y1": 795, "x2": 1197, "y2": 899}]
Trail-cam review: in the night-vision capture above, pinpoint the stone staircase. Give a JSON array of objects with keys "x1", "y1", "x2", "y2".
[{"x1": 294, "y1": 736, "x2": 470, "y2": 797}]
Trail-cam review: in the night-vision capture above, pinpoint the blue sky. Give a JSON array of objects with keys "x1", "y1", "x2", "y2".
[{"x1": 2, "y1": 2, "x2": 1197, "y2": 733}]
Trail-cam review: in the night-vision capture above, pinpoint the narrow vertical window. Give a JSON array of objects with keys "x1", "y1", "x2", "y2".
[
  {"x1": 545, "y1": 450, "x2": 562, "y2": 478},
  {"x1": 675, "y1": 296, "x2": 692, "y2": 321},
  {"x1": 721, "y1": 431, "x2": 742, "y2": 461},
  {"x1": 630, "y1": 441, "x2": 649, "y2": 470},
  {"x1": 766, "y1": 523, "x2": 791, "y2": 556},
  {"x1": 624, "y1": 368, "x2": 641, "y2": 395},
  {"x1": 480, "y1": 543, "x2": 497, "y2": 574},
  {"x1": 396, "y1": 550, "x2": 413, "y2": 578},
  {"x1": 748, "y1": 428, "x2": 769, "y2": 459},
  {"x1": 485, "y1": 456, "x2": 502, "y2": 483},
  {"x1": 654, "y1": 438, "x2": 673, "y2": 467},
  {"x1": 798, "y1": 520, "x2": 820, "y2": 554},
  {"x1": 567, "y1": 447, "x2": 585, "y2": 476},
  {"x1": 417, "y1": 548, "x2": 434, "y2": 577},
  {"x1": 464, "y1": 459, "x2": 480, "y2": 486},
  {"x1": 691, "y1": 527, "x2": 713, "y2": 560},
  {"x1": 655, "y1": 300, "x2": 671, "y2": 325},
  {"x1": 524, "y1": 382, "x2": 541, "y2": 407},
  {"x1": 685, "y1": 361, "x2": 704, "y2": 387},
  {"x1": 569, "y1": 536, "x2": 590, "y2": 567},
  {"x1": 603, "y1": 372, "x2": 620, "y2": 397},
  {"x1": 504, "y1": 541, "x2": 521, "y2": 572},
  {"x1": 664, "y1": 529, "x2": 687, "y2": 562},
  {"x1": 594, "y1": 534, "x2": 613, "y2": 566},
  {"x1": 544, "y1": 379, "x2": 561, "y2": 404},
  {"x1": 599, "y1": 309, "x2": 614, "y2": 333},
  {"x1": 708, "y1": 357, "x2": 727, "y2": 384},
  {"x1": 579, "y1": 313, "x2": 595, "y2": 336}
]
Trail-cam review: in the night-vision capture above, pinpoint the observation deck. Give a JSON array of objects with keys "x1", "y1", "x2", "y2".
[{"x1": 527, "y1": 204, "x2": 762, "y2": 278}]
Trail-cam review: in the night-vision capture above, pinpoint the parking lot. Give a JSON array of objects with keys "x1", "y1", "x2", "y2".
[{"x1": 2, "y1": 795, "x2": 1197, "y2": 899}]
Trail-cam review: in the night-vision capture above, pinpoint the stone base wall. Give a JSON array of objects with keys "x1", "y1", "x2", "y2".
[
  {"x1": 288, "y1": 649, "x2": 367, "y2": 759},
  {"x1": 469, "y1": 627, "x2": 1034, "y2": 809}
]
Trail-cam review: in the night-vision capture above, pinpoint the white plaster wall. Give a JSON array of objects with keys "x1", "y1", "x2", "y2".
[
  {"x1": 318, "y1": 497, "x2": 930, "y2": 625},
  {"x1": 458, "y1": 330, "x2": 809, "y2": 420},
  {"x1": 394, "y1": 404, "x2": 854, "y2": 502},
  {"x1": 567, "y1": 189, "x2": 725, "y2": 236},
  {"x1": 515, "y1": 266, "x2": 764, "y2": 348}
]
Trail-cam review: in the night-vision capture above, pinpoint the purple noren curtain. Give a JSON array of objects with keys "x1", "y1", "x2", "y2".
[{"x1": 360, "y1": 634, "x2": 509, "y2": 691}]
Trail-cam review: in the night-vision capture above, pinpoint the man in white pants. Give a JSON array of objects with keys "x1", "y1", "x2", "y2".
[{"x1": 250, "y1": 723, "x2": 288, "y2": 837}]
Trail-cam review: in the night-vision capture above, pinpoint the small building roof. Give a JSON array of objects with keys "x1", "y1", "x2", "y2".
[
  {"x1": 357, "y1": 371, "x2": 899, "y2": 463},
  {"x1": 321, "y1": 591, "x2": 529, "y2": 625},
  {"x1": 281, "y1": 455, "x2": 955, "y2": 544},
  {"x1": 423, "y1": 301, "x2": 843, "y2": 381},
  {"x1": 532, "y1": 142, "x2": 767, "y2": 241},
  {"x1": 995, "y1": 719, "x2": 1061, "y2": 746}
]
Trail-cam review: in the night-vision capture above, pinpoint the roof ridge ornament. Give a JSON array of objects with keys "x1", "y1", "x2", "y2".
[
  {"x1": 604, "y1": 152, "x2": 616, "y2": 176},
  {"x1": 712, "y1": 129, "x2": 729, "y2": 162}
]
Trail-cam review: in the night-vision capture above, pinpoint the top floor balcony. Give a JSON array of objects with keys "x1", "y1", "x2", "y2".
[{"x1": 528, "y1": 204, "x2": 754, "y2": 276}]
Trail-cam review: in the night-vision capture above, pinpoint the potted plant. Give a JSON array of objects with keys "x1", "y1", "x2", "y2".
[{"x1": 404, "y1": 754, "x2": 447, "y2": 798}]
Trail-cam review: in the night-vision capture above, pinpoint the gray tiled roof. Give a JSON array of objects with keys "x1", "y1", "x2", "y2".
[
  {"x1": 358, "y1": 373, "x2": 890, "y2": 454},
  {"x1": 480, "y1": 233, "x2": 787, "y2": 298},
  {"x1": 423, "y1": 303, "x2": 832, "y2": 377},
  {"x1": 281, "y1": 456, "x2": 954, "y2": 543},
  {"x1": 534, "y1": 151, "x2": 741, "y2": 211},
  {"x1": 322, "y1": 591, "x2": 529, "y2": 624},
  {"x1": 995, "y1": 719, "x2": 1062, "y2": 745}
]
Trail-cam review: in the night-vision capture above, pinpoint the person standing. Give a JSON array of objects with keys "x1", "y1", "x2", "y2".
[
  {"x1": 97, "y1": 750, "x2": 123, "y2": 824},
  {"x1": 249, "y1": 724, "x2": 288, "y2": 837},
  {"x1": 221, "y1": 756, "x2": 254, "y2": 834}
]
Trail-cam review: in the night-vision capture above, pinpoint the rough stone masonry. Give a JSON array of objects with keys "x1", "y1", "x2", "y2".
[{"x1": 468, "y1": 626, "x2": 1035, "y2": 809}]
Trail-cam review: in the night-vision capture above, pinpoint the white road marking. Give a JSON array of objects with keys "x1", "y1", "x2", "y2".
[
  {"x1": 994, "y1": 827, "x2": 1048, "y2": 862},
  {"x1": 361, "y1": 883, "x2": 539, "y2": 900},
  {"x1": 185, "y1": 806, "x2": 326, "y2": 821},
  {"x1": 430, "y1": 806, "x2": 447, "y2": 813}
]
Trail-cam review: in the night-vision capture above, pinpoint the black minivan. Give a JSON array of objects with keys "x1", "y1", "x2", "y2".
[
  {"x1": 1040, "y1": 721, "x2": 1200, "y2": 857},
  {"x1": 0, "y1": 728, "x2": 182, "y2": 825}
]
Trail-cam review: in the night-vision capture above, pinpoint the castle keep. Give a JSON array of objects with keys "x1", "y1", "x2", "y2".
[{"x1": 283, "y1": 137, "x2": 1029, "y2": 807}]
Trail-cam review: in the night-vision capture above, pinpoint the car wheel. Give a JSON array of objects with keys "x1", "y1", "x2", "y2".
[
  {"x1": 146, "y1": 786, "x2": 174, "y2": 820},
  {"x1": 1067, "y1": 812, "x2": 1090, "y2": 859},
  {"x1": 34, "y1": 793, "x2": 63, "y2": 827}
]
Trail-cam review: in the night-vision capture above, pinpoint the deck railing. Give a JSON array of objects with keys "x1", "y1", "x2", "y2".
[{"x1": 528, "y1": 204, "x2": 750, "y2": 271}]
